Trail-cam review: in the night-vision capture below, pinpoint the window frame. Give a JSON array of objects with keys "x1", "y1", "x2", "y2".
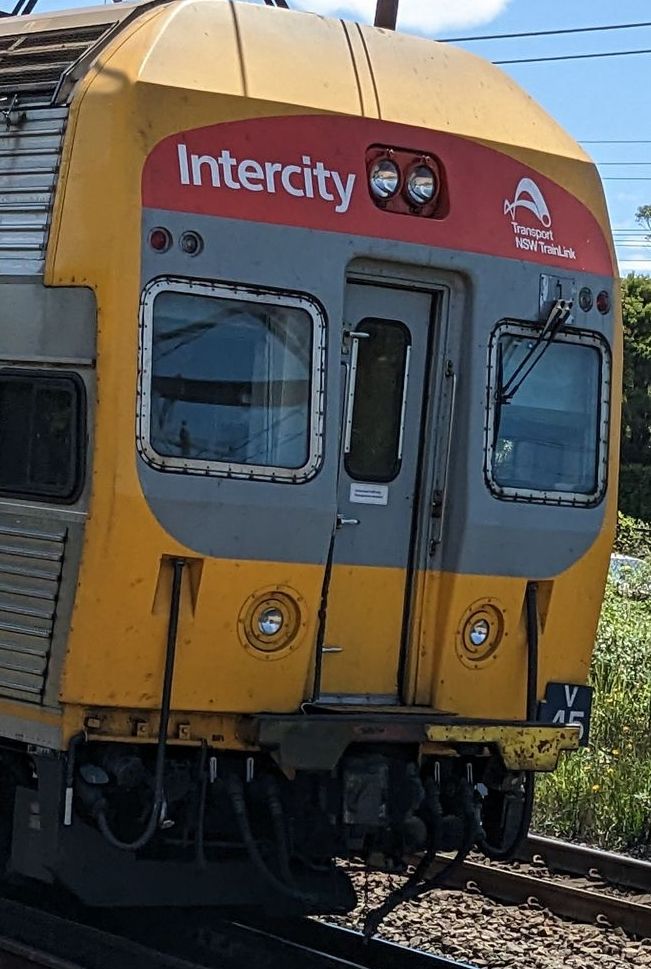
[
  {"x1": 484, "y1": 320, "x2": 611, "y2": 507},
  {"x1": 137, "y1": 276, "x2": 326, "y2": 483},
  {"x1": 0, "y1": 368, "x2": 85, "y2": 504}
]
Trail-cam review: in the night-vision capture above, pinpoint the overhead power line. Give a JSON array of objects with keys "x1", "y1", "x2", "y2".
[
  {"x1": 494, "y1": 48, "x2": 651, "y2": 65},
  {"x1": 439, "y1": 21, "x2": 651, "y2": 44}
]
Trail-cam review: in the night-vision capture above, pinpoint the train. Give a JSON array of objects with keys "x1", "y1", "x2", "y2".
[{"x1": 0, "y1": 0, "x2": 619, "y2": 925}]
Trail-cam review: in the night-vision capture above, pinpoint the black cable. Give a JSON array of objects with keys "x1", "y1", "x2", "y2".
[
  {"x1": 439, "y1": 20, "x2": 651, "y2": 44},
  {"x1": 478, "y1": 773, "x2": 535, "y2": 861},
  {"x1": 525, "y1": 581, "x2": 539, "y2": 723},
  {"x1": 195, "y1": 742, "x2": 208, "y2": 868},
  {"x1": 97, "y1": 557, "x2": 186, "y2": 852},
  {"x1": 363, "y1": 782, "x2": 479, "y2": 938},
  {"x1": 495, "y1": 47, "x2": 651, "y2": 65},
  {"x1": 263, "y1": 775, "x2": 295, "y2": 886},
  {"x1": 225, "y1": 773, "x2": 312, "y2": 904}
]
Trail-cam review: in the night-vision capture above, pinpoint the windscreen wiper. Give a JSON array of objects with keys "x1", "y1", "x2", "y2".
[{"x1": 496, "y1": 298, "x2": 573, "y2": 406}]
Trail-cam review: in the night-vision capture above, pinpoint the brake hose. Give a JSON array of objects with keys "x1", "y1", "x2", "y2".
[{"x1": 96, "y1": 558, "x2": 186, "y2": 852}]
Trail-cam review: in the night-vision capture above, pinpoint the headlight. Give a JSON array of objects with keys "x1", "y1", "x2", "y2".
[
  {"x1": 369, "y1": 158, "x2": 400, "y2": 200},
  {"x1": 258, "y1": 607, "x2": 284, "y2": 637},
  {"x1": 405, "y1": 164, "x2": 438, "y2": 206},
  {"x1": 468, "y1": 618, "x2": 490, "y2": 648}
]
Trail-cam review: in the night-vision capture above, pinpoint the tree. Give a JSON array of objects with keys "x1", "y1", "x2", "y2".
[
  {"x1": 621, "y1": 273, "x2": 651, "y2": 464},
  {"x1": 636, "y1": 205, "x2": 651, "y2": 239}
]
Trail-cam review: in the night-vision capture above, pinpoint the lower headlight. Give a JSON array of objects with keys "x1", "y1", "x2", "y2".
[
  {"x1": 258, "y1": 607, "x2": 284, "y2": 637},
  {"x1": 468, "y1": 618, "x2": 490, "y2": 648}
]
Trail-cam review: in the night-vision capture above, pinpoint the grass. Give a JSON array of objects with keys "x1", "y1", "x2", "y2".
[{"x1": 533, "y1": 561, "x2": 651, "y2": 854}]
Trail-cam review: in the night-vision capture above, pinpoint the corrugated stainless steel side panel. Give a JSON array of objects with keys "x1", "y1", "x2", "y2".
[
  {"x1": 0, "y1": 520, "x2": 65, "y2": 703},
  {"x1": 0, "y1": 105, "x2": 66, "y2": 274}
]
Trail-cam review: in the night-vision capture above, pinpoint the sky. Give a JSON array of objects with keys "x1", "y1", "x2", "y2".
[{"x1": 28, "y1": 0, "x2": 651, "y2": 274}]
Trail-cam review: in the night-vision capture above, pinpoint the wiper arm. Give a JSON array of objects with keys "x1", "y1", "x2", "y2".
[{"x1": 496, "y1": 299, "x2": 573, "y2": 405}]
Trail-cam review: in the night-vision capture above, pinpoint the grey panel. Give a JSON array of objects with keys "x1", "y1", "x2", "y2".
[
  {"x1": 0, "y1": 517, "x2": 65, "y2": 704},
  {"x1": 0, "y1": 278, "x2": 96, "y2": 361},
  {"x1": 0, "y1": 106, "x2": 67, "y2": 275},
  {"x1": 139, "y1": 208, "x2": 615, "y2": 578}
]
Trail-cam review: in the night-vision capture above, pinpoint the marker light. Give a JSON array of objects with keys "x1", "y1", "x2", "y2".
[
  {"x1": 369, "y1": 158, "x2": 400, "y2": 200},
  {"x1": 578, "y1": 287, "x2": 593, "y2": 312},
  {"x1": 149, "y1": 227, "x2": 172, "y2": 252},
  {"x1": 596, "y1": 290, "x2": 610, "y2": 315},
  {"x1": 405, "y1": 164, "x2": 438, "y2": 206},
  {"x1": 179, "y1": 231, "x2": 203, "y2": 256}
]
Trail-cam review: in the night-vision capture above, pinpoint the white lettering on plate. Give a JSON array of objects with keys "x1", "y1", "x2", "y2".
[
  {"x1": 349, "y1": 483, "x2": 389, "y2": 506},
  {"x1": 176, "y1": 144, "x2": 357, "y2": 215}
]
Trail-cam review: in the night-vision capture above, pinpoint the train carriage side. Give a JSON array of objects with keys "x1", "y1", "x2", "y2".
[{"x1": 0, "y1": 0, "x2": 619, "y2": 911}]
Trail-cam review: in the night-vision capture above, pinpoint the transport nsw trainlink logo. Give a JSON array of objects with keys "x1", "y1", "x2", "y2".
[
  {"x1": 504, "y1": 177, "x2": 576, "y2": 261},
  {"x1": 176, "y1": 144, "x2": 357, "y2": 214}
]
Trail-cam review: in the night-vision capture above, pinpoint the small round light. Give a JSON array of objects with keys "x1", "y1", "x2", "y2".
[
  {"x1": 149, "y1": 227, "x2": 172, "y2": 252},
  {"x1": 596, "y1": 290, "x2": 610, "y2": 315},
  {"x1": 179, "y1": 230, "x2": 203, "y2": 256},
  {"x1": 405, "y1": 164, "x2": 438, "y2": 206},
  {"x1": 578, "y1": 287, "x2": 593, "y2": 312},
  {"x1": 258, "y1": 607, "x2": 284, "y2": 637},
  {"x1": 468, "y1": 619, "x2": 490, "y2": 648},
  {"x1": 369, "y1": 158, "x2": 400, "y2": 200}
]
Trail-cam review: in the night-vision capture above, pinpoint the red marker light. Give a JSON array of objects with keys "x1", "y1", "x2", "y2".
[
  {"x1": 596, "y1": 290, "x2": 610, "y2": 314},
  {"x1": 149, "y1": 227, "x2": 172, "y2": 252}
]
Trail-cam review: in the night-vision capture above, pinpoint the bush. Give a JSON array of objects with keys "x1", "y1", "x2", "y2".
[
  {"x1": 619, "y1": 464, "x2": 651, "y2": 523},
  {"x1": 614, "y1": 511, "x2": 651, "y2": 557},
  {"x1": 534, "y1": 564, "x2": 651, "y2": 852}
]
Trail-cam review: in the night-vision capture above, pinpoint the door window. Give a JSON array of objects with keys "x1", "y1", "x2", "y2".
[{"x1": 345, "y1": 319, "x2": 410, "y2": 482}]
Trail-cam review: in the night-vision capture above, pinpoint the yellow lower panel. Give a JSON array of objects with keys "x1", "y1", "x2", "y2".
[
  {"x1": 61, "y1": 531, "x2": 324, "y2": 713},
  {"x1": 320, "y1": 564, "x2": 407, "y2": 697}
]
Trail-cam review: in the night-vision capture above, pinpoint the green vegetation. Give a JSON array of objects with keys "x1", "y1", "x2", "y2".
[
  {"x1": 619, "y1": 273, "x2": 651, "y2": 519},
  {"x1": 533, "y1": 515, "x2": 651, "y2": 852}
]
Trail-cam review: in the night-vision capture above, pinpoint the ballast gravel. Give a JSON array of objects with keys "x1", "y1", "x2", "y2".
[{"x1": 323, "y1": 869, "x2": 651, "y2": 968}]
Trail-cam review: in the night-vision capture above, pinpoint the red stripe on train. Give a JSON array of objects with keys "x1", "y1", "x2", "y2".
[{"x1": 142, "y1": 115, "x2": 614, "y2": 276}]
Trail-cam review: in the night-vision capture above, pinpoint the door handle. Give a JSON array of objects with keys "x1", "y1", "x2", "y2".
[
  {"x1": 337, "y1": 515, "x2": 360, "y2": 528},
  {"x1": 322, "y1": 646, "x2": 343, "y2": 654}
]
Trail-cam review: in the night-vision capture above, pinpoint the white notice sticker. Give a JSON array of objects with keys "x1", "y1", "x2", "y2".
[{"x1": 349, "y1": 483, "x2": 389, "y2": 506}]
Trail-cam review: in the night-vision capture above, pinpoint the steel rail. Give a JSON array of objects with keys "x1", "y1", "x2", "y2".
[
  {"x1": 230, "y1": 916, "x2": 475, "y2": 969},
  {"x1": 518, "y1": 835, "x2": 651, "y2": 893},
  {"x1": 421, "y1": 857, "x2": 651, "y2": 938},
  {"x1": 0, "y1": 896, "x2": 205, "y2": 969},
  {"x1": 0, "y1": 893, "x2": 474, "y2": 969}
]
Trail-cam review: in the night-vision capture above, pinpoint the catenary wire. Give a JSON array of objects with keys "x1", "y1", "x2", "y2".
[
  {"x1": 494, "y1": 48, "x2": 651, "y2": 65},
  {"x1": 438, "y1": 21, "x2": 651, "y2": 44}
]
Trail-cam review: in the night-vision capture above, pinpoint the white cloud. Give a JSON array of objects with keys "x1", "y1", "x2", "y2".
[{"x1": 285, "y1": 0, "x2": 513, "y2": 37}]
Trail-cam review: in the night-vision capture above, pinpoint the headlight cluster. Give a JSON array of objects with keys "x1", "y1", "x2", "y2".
[{"x1": 367, "y1": 150, "x2": 441, "y2": 212}]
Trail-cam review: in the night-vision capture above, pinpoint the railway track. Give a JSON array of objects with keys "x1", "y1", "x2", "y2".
[
  {"x1": 418, "y1": 835, "x2": 651, "y2": 938},
  {"x1": 0, "y1": 893, "x2": 473, "y2": 969}
]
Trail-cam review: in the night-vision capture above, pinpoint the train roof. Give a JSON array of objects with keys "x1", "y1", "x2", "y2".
[{"x1": 0, "y1": 0, "x2": 590, "y2": 165}]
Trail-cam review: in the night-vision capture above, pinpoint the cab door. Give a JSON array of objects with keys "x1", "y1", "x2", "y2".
[{"x1": 319, "y1": 282, "x2": 435, "y2": 703}]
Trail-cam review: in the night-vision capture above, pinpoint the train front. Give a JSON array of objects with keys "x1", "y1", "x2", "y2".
[{"x1": 4, "y1": 0, "x2": 619, "y2": 913}]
